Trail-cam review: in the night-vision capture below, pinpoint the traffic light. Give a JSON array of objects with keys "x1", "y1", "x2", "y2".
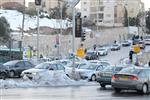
[
  {"x1": 75, "y1": 12, "x2": 82, "y2": 37},
  {"x1": 81, "y1": 32, "x2": 86, "y2": 41},
  {"x1": 35, "y1": 0, "x2": 41, "y2": 5}
]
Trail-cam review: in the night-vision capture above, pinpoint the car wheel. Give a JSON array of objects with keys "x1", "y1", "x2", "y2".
[
  {"x1": 100, "y1": 83, "x2": 106, "y2": 88},
  {"x1": 114, "y1": 88, "x2": 121, "y2": 93},
  {"x1": 91, "y1": 74, "x2": 96, "y2": 81},
  {"x1": 9, "y1": 71, "x2": 15, "y2": 77},
  {"x1": 0, "y1": 72, "x2": 7, "y2": 80},
  {"x1": 141, "y1": 84, "x2": 148, "y2": 94}
]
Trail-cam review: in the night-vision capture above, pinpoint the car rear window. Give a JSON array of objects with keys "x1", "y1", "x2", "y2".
[{"x1": 119, "y1": 67, "x2": 141, "y2": 74}]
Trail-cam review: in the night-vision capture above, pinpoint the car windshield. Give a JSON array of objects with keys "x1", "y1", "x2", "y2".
[
  {"x1": 3, "y1": 60, "x2": 18, "y2": 66},
  {"x1": 103, "y1": 66, "x2": 113, "y2": 72},
  {"x1": 113, "y1": 44, "x2": 118, "y2": 46},
  {"x1": 87, "y1": 52, "x2": 94, "y2": 55},
  {"x1": 35, "y1": 63, "x2": 49, "y2": 69},
  {"x1": 78, "y1": 64, "x2": 96, "y2": 70},
  {"x1": 119, "y1": 67, "x2": 141, "y2": 74},
  {"x1": 98, "y1": 48, "x2": 105, "y2": 51}
]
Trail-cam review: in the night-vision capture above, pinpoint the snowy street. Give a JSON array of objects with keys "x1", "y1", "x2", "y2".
[{"x1": 0, "y1": 46, "x2": 150, "y2": 100}]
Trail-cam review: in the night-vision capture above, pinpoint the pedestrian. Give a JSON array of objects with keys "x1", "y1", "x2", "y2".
[
  {"x1": 148, "y1": 61, "x2": 150, "y2": 67},
  {"x1": 129, "y1": 50, "x2": 133, "y2": 63},
  {"x1": 40, "y1": 54, "x2": 43, "y2": 58}
]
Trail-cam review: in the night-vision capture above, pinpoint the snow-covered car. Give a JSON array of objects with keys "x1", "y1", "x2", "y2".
[
  {"x1": 97, "y1": 48, "x2": 108, "y2": 56},
  {"x1": 122, "y1": 40, "x2": 131, "y2": 47},
  {"x1": 21, "y1": 61, "x2": 65, "y2": 80},
  {"x1": 76, "y1": 64, "x2": 105, "y2": 81},
  {"x1": 64, "y1": 62, "x2": 90, "y2": 78},
  {"x1": 111, "y1": 44, "x2": 121, "y2": 51}
]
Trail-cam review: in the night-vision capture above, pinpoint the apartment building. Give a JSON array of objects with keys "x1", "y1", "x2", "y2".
[{"x1": 81, "y1": 0, "x2": 144, "y2": 27}]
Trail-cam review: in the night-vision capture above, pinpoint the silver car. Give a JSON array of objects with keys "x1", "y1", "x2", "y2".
[
  {"x1": 111, "y1": 67, "x2": 150, "y2": 94},
  {"x1": 76, "y1": 64, "x2": 105, "y2": 81}
]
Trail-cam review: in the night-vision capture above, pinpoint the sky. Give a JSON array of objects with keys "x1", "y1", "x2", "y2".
[{"x1": 26, "y1": 0, "x2": 150, "y2": 10}]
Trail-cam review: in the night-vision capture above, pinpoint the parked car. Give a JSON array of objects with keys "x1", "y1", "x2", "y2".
[
  {"x1": 3, "y1": 60, "x2": 34, "y2": 78},
  {"x1": 143, "y1": 35, "x2": 150, "y2": 45},
  {"x1": 0, "y1": 64, "x2": 8, "y2": 79},
  {"x1": 111, "y1": 67, "x2": 150, "y2": 94},
  {"x1": 76, "y1": 63, "x2": 105, "y2": 81},
  {"x1": 122, "y1": 40, "x2": 131, "y2": 47},
  {"x1": 111, "y1": 44, "x2": 121, "y2": 51},
  {"x1": 96, "y1": 65, "x2": 126, "y2": 88},
  {"x1": 139, "y1": 41, "x2": 145, "y2": 49},
  {"x1": 64, "y1": 62, "x2": 90, "y2": 78},
  {"x1": 21, "y1": 61, "x2": 65, "y2": 80},
  {"x1": 97, "y1": 48, "x2": 108, "y2": 56}
]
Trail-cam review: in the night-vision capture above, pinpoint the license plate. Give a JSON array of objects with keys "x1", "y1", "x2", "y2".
[
  {"x1": 119, "y1": 76, "x2": 128, "y2": 80},
  {"x1": 103, "y1": 73, "x2": 112, "y2": 77}
]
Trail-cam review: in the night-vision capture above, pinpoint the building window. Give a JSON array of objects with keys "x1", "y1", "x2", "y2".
[
  {"x1": 84, "y1": 16, "x2": 87, "y2": 18},
  {"x1": 84, "y1": 2, "x2": 87, "y2": 4},
  {"x1": 106, "y1": 14, "x2": 111, "y2": 17},
  {"x1": 99, "y1": 6, "x2": 104, "y2": 11},
  {"x1": 98, "y1": 13, "x2": 104, "y2": 19},
  {"x1": 84, "y1": 8, "x2": 87, "y2": 11},
  {"x1": 99, "y1": 20, "x2": 103, "y2": 22}
]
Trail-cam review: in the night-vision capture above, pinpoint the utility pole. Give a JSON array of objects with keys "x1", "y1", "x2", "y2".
[
  {"x1": 37, "y1": 6, "x2": 40, "y2": 59},
  {"x1": 21, "y1": 0, "x2": 25, "y2": 40},
  {"x1": 96, "y1": 0, "x2": 99, "y2": 45}
]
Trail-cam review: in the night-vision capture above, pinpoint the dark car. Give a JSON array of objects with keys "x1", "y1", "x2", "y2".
[
  {"x1": 96, "y1": 65, "x2": 126, "y2": 88},
  {"x1": 111, "y1": 67, "x2": 150, "y2": 94},
  {"x1": 85, "y1": 51, "x2": 99, "y2": 60},
  {"x1": 0, "y1": 64, "x2": 8, "y2": 79},
  {"x1": 3, "y1": 60, "x2": 34, "y2": 78}
]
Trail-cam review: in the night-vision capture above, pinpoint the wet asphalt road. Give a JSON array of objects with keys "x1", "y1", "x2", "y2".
[
  {"x1": 1, "y1": 46, "x2": 150, "y2": 100},
  {"x1": 1, "y1": 83, "x2": 150, "y2": 100}
]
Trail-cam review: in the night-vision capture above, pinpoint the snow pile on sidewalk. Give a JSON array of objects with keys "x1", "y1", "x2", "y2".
[
  {"x1": 0, "y1": 9, "x2": 70, "y2": 31},
  {"x1": 0, "y1": 72, "x2": 87, "y2": 89}
]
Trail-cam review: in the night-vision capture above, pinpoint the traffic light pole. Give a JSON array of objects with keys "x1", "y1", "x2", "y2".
[{"x1": 71, "y1": 0, "x2": 80, "y2": 80}]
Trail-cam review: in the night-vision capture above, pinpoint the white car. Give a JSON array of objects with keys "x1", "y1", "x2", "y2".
[
  {"x1": 21, "y1": 61, "x2": 65, "y2": 80},
  {"x1": 76, "y1": 64, "x2": 105, "y2": 81},
  {"x1": 97, "y1": 48, "x2": 108, "y2": 56},
  {"x1": 144, "y1": 35, "x2": 150, "y2": 45},
  {"x1": 111, "y1": 44, "x2": 121, "y2": 51}
]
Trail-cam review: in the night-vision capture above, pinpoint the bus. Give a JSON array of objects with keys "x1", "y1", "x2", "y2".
[{"x1": 0, "y1": 48, "x2": 23, "y2": 64}]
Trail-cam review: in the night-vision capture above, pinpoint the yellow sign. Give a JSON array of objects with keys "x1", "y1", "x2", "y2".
[
  {"x1": 132, "y1": 44, "x2": 140, "y2": 54},
  {"x1": 76, "y1": 48, "x2": 85, "y2": 58}
]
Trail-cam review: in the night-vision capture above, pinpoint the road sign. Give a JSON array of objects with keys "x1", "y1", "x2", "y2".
[{"x1": 76, "y1": 48, "x2": 85, "y2": 58}]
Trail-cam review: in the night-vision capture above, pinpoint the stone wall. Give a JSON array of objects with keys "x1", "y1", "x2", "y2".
[{"x1": 12, "y1": 27, "x2": 128, "y2": 57}]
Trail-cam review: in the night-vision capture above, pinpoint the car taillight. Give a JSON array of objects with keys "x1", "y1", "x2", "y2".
[
  {"x1": 112, "y1": 75, "x2": 118, "y2": 80},
  {"x1": 129, "y1": 76, "x2": 138, "y2": 80}
]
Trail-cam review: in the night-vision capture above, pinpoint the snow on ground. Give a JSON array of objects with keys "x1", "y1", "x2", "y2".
[
  {"x1": 0, "y1": 72, "x2": 87, "y2": 89},
  {"x1": 0, "y1": 9, "x2": 70, "y2": 31}
]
